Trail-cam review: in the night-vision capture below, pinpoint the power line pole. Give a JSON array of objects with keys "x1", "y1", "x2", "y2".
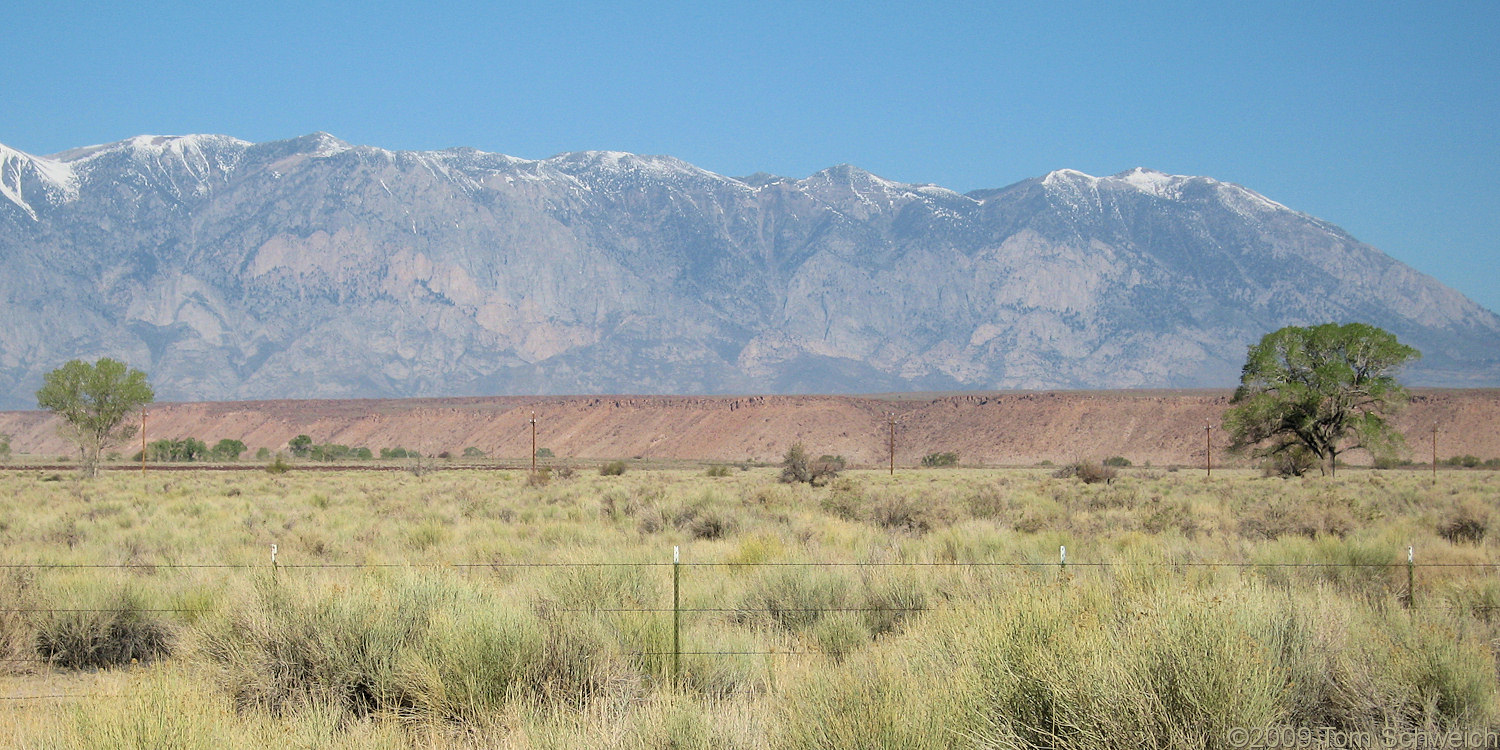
[
  {"x1": 887, "y1": 412, "x2": 896, "y2": 476},
  {"x1": 140, "y1": 410, "x2": 147, "y2": 474},
  {"x1": 530, "y1": 411, "x2": 538, "y2": 472},
  {"x1": 1432, "y1": 423, "x2": 1438, "y2": 484},
  {"x1": 1204, "y1": 421, "x2": 1213, "y2": 479}
]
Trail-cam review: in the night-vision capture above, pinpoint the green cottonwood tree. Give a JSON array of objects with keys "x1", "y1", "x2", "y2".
[
  {"x1": 288, "y1": 434, "x2": 313, "y2": 458},
  {"x1": 211, "y1": 439, "x2": 247, "y2": 461},
  {"x1": 1224, "y1": 323, "x2": 1419, "y2": 476},
  {"x1": 36, "y1": 358, "x2": 154, "y2": 478}
]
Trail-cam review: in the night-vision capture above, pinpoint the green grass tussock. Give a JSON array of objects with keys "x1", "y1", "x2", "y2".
[
  {"x1": 779, "y1": 578, "x2": 1498, "y2": 749},
  {"x1": 1, "y1": 467, "x2": 1499, "y2": 747},
  {"x1": 193, "y1": 572, "x2": 626, "y2": 721}
]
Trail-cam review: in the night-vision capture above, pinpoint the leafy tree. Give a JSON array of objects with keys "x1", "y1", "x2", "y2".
[
  {"x1": 211, "y1": 439, "x2": 247, "y2": 461},
  {"x1": 36, "y1": 358, "x2": 154, "y2": 478},
  {"x1": 255, "y1": 447, "x2": 271, "y2": 461},
  {"x1": 310, "y1": 443, "x2": 351, "y2": 462},
  {"x1": 145, "y1": 437, "x2": 209, "y2": 462},
  {"x1": 0, "y1": 433, "x2": 10, "y2": 462},
  {"x1": 921, "y1": 451, "x2": 960, "y2": 467},
  {"x1": 463, "y1": 446, "x2": 486, "y2": 458},
  {"x1": 352, "y1": 447, "x2": 373, "y2": 460},
  {"x1": 779, "y1": 443, "x2": 842, "y2": 485},
  {"x1": 1224, "y1": 323, "x2": 1419, "y2": 477},
  {"x1": 288, "y1": 435, "x2": 313, "y2": 458}
]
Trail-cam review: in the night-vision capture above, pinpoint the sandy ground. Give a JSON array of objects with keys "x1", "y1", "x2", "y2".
[{"x1": 1, "y1": 389, "x2": 1496, "y2": 467}]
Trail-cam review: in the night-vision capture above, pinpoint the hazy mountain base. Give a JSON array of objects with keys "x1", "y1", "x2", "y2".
[
  {"x1": 1, "y1": 134, "x2": 1498, "y2": 408},
  {"x1": 1, "y1": 468, "x2": 1498, "y2": 748},
  {"x1": 3, "y1": 389, "x2": 1496, "y2": 467}
]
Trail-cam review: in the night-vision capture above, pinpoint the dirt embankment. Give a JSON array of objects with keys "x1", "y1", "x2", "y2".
[{"x1": 1, "y1": 390, "x2": 1496, "y2": 467}]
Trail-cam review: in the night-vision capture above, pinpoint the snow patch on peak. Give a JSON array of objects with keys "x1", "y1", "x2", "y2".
[
  {"x1": 914, "y1": 183, "x2": 973, "y2": 202},
  {"x1": 125, "y1": 134, "x2": 250, "y2": 158},
  {"x1": 544, "y1": 150, "x2": 725, "y2": 183},
  {"x1": 56, "y1": 134, "x2": 251, "y2": 166},
  {"x1": 810, "y1": 163, "x2": 899, "y2": 188},
  {"x1": 1041, "y1": 169, "x2": 1099, "y2": 187},
  {"x1": 1215, "y1": 181, "x2": 1291, "y2": 216},
  {"x1": 302, "y1": 132, "x2": 350, "y2": 157},
  {"x1": 1110, "y1": 167, "x2": 1189, "y2": 199},
  {"x1": 0, "y1": 142, "x2": 79, "y2": 220}
]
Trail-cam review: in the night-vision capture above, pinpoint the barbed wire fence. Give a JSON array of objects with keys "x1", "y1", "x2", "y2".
[{"x1": 5, "y1": 542, "x2": 1500, "y2": 703}]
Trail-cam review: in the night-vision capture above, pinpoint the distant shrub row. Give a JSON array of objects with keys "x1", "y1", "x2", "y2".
[
  {"x1": 921, "y1": 451, "x2": 959, "y2": 467},
  {"x1": 132, "y1": 438, "x2": 248, "y2": 462},
  {"x1": 1442, "y1": 455, "x2": 1500, "y2": 469}
]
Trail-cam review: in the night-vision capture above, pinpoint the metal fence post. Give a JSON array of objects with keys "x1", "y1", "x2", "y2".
[
  {"x1": 1407, "y1": 545, "x2": 1415, "y2": 611},
  {"x1": 1060, "y1": 545, "x2": 1066, "y2": 583},
  {"x1": 271, "y1": 543, "x2": 278, "y2": 580},
  {"x1": 672, "y1": 545, "x2": 681, "y2": 687}
]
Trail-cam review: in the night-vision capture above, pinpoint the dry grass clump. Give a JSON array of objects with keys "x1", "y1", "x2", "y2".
[
  {"x1": 33, "y1": 593, "x2": 174, "y2": 669},
  {"x1": 778, "y1": 443, "x2": 842, "y2": 486},
  {"x1": 632, "y1": 490, "x2": 743, "y2": 539},
  {"x1": 1052, "y1": 460, "x2": 1118, "y2": 484},
  {"x1": 1439, "y1": 498, "x2": 1490, "y2": 544},
  {"x1": 1236, "y1": 492, "x2": 1360, "y2": 540},
  {"x1": 778, "y1": 578, "x2": 1498, "y2": 749},
  {"x1": 194, "y1": 572, "x2": 628, "y2": 721},
  {"x1": 2, "y1": 467, "x2": 1500, "y2": 747},
  {"x1": 864, "y1": 490, "x2": 958, "y2": 535}
]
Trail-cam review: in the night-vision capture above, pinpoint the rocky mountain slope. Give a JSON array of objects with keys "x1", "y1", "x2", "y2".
[{"x1": 1, "y1": 133, "x2": 1497, "y2": 407}]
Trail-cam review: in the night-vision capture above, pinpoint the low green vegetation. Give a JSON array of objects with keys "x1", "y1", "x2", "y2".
[
  {"x1": 1225, "y1": 323, "x2": 1418, "y2": 477},
  {"x1": 1444, "y1": 455, "x2": 1500, "y2": 469},
  {"x1": 920, "y1": 451, "x2": 960, "y2": 467},
  {"x1": 778, "y1": 443, "x2": 843, "y2": 485},
  {"x1": 35, "y1": 357, "x2": 154, "y2": 478},
  {"x1": 133, "y1": 436, "x2": 379, "y2": 463},
  {"x1": 1, "y1": 467, "x2": 1497, "y2": 747},
  {"x1": 1052, "y1": 460, "x2": 1118, "y2": 484}
]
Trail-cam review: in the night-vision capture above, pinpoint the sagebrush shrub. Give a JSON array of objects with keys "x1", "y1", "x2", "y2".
[
  {"x1": 1439, "y1": 500, "x2": 1489, "y2": 544},
  {"x1": 34, "y1": 591, "x2": 173, "y2": 668},
  {"x1": 1053, "y1": 461, "x2": 1117, "y2": 484}
]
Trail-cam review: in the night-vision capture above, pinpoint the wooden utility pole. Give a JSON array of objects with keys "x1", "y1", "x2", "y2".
[
  {"x1": 529, "y1": 412, "x2": 538, "y2": 472},
  {"x1": 1204, "y1": 421, "x2": 1212, "y2": 479},
  {"x1": 887, "y1": 412, "x2": 896, "y2": 476},
  {"x1": 1432, "y1": 423, "x2": 1438, "y2": 483},
  {"x1": 140, "y1": 410, "x2": 147, "y2": 474}
]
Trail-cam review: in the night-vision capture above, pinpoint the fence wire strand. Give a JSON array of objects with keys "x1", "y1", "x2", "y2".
[{"x1": 3, "y1": 560, "x2": 1496, "y2": 569}]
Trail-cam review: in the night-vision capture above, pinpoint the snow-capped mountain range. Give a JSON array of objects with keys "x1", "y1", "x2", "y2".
[{"x1": 0, "y1": 132, "x2": 1495, "y2": 408}]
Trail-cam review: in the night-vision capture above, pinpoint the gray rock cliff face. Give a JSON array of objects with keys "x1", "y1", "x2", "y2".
[{"x1": 1, "y1": 134, "x2": 1495, "y2": 407}]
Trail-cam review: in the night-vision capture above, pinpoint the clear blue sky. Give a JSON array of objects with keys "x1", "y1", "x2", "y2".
[{"x1": 7, "y1": 1, "x2": 1498, "y2": 312}]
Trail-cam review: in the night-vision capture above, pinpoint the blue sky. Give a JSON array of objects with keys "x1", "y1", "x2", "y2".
[{"x1": 7, "y1": 1, "x2": 1498, "y2": 312}]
